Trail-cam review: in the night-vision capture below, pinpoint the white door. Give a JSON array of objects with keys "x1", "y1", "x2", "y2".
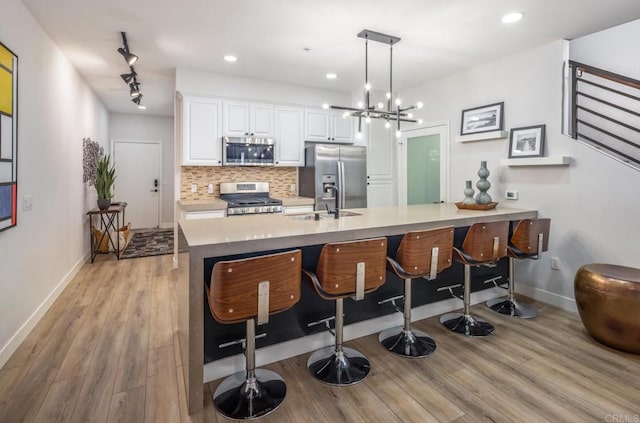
[
  {"x1": 112, "y1": 140, "x2": 161, "y2": 229},
  {"x1": 398, "y1": 123, "x2": 449, "y2": 205}
]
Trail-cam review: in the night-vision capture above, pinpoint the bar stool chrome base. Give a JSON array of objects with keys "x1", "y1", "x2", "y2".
[
  {"x1": 378, "y1": 327, "x2": 436, "y2": 358},
  {"x1": 213, "y1": 369, "x2": 286, "y2": 420},
  {"x1": 440, "y1": 312, "x2": 495, "y2": 337},
  {"x1": 486, "y1": 297, "x2": 538, "y2": 319},
  {"x1": 307, "y1": 346, "x2": 370, "y2": 386}
]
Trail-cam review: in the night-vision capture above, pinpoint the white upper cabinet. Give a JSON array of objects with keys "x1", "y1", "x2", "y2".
[
  {"x1": 182, "y1": 95, "x2": 223, "y2": 166},
  {"x1": 304, "y1": 109, "x2": 353, "y2": 143},
  {"x1": 223, "y1": 100, "x2": 273, "y2": 137},
  {"x1": 275, "y1": 106, "x2": 304, "y2": 167}
]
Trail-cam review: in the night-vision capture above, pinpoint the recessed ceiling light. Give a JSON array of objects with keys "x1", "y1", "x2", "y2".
[
  {"x1": 224, "y1": 55, "x2": 237, "y2": 62},
  {"x1": 138, "y1": 105, "x2": 146, "y2": 110},
  {"x1": 502, "y1": 12, "x2": 524, "y2": 24},
  {"x1": 326, "y1": 73, "x2": 337, "y2": 79}
]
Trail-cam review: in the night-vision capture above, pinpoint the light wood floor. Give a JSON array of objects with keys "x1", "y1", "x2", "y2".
[{"x1": 1, "y1": 254, "x2": 639, "y2": 423}]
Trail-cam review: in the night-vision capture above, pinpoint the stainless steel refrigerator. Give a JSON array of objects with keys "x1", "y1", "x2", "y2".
[{"x1": 299, "y1": 144, "x2": 367, "y2": 211}]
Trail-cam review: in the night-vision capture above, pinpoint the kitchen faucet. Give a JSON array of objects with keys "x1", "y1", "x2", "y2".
[{"x1": 325, "y1": 186, "x2": 340, "y2": 219}]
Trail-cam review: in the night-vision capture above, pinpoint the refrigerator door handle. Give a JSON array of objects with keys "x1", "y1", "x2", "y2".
[{"x1": 339, "y1": 161, "x2": 346, "y2": 209}]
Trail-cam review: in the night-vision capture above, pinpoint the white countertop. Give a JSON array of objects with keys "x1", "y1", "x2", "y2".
[
  {"x1": 179, "y1": 199, "x2": 227, "y2": 212},
  {"x1": 180, "y1": 203, "x2": 537, "y2": 256},
  {"x1": 280, "y1": 196, "x2": 315, "y2": 207}
]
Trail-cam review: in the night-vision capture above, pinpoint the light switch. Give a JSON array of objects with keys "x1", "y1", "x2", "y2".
[
  {"x1": 207, "y1": 184, "x2": 214, "y2": 194},
  {"x1": 191, "y1": 183, "x2": 197, "y2": 193},
  {"x1": 23, "y1": 195, "x2": 33, "y2": 211}
]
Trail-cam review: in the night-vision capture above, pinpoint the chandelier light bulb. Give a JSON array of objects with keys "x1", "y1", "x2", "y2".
[
  {"x1": 416, "y1": 101, "x2": 424, "y2": 109},
  {"x1": 364, "y1": 83, "x2": 371, "y2": 91},
  {"x1": 407, "y1": 113, "x2": 413, "y2": 119},
  {"x1": 377, "y1": 102, "x2": 384, "y2": 109},
  {"x1": 384, "y1": 121, "x2": 391, "y2": 129},
  {"x1": 322, "y1": 103, "x2": 330, "y2": 110},
  {"x1": 395, "y1": 130, "x2": 402, "y2": 138},
  {"x1": 417, "y1": 119, "x2": 423, "y2": 124},
  {"x1": 386, "y1": 92, "x2": 391, "y2": 99},
  {"x1": 395, "y1": 98, "x2": 402, "y2": 106},
  {"x1": 357, "y1": 101, "x2": 364, "y2": 108},
  {"x1": 365, "y1": 116, "x2": 371, "y2": 124},
  {"x1": 355, "y1": 132, "x2": 363, "y2": 139},
  {"x1": 342, "y1": 111, "x2": 350, "y2": 118}
]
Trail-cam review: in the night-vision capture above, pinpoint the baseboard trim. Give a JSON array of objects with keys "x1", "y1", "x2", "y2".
[
  {"x1": 160, "y1": 222, "x2": 174, "y2": 229},
  {"x1": 516, "y1": 284, "x2": 577, "y2": 313},
  {"x1": 204, "y1": 287, "x2": 504, "y2": 383},
  {"x1": 0, "y1": 251, "x2": 90, "y2": 368}
]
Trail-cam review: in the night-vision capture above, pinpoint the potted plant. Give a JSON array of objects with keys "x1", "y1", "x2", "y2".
[{"x1": 94, "y1": 155, "x2": 116, "y2": 210}]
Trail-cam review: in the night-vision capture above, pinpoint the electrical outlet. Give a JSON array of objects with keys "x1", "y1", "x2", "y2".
[
  {"x1": 191, "y1": 183, "x2": 197, "y2": 193},
  {"x1": 22, "y1": 195, "x2": 33, "y2": 211},
  {"x1": 207, "y1": 183, "x2": 214, "y2": 194},
  {"x1": 290, "y1": 184, "x2": 296, "y2": 193},
  {"x1": 551, "y1": 257, "x2": 560, "y2": 270}
]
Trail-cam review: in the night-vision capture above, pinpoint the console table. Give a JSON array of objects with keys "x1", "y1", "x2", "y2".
[{"x1": 87, "y1": 202, "x2": 128, "y2": 262}]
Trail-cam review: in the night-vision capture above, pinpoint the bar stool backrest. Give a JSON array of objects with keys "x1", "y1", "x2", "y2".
[
  {"x1": 461, "y1": 221, "x2": 509, "y2": 263},
  {"x1": 315, "y1": 237, "x2": 387, "y2": 297},
  {"x1": 511, "y1": 218, "x2": 550, "y2": 255},
  {"x1": 396, "y1": 226, "x2": 454, "y2": 278},
  {"x1": 209, "y1": 249, "x2": 302, "y2": 324}
]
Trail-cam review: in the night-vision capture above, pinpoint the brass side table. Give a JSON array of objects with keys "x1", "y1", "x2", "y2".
[{"x1": 87, "y1": 202, "x2": 127, "y2": 262}]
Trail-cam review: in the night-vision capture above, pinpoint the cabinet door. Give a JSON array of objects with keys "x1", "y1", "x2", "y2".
[
  {"x1": 223, "y1": 101, "x2": 249, "y2": 136},
  {"x1": 250, "y1": 104, "x2": 274, "y2": 137},
  {"x1": 367, "y1": 179, "x2": 395, "y2": 207},
  {"x1": 275, "y1": 107, "x2": 304, "y2": 166},
  {"x1": 305, "y1": 109, "x2": 331, "y2": 142},
  {"x1": 331, "y1": 112, "x2": 353, "y2": 143},
  {"x1": 183, "y1": 97, "x2": 222, "y2": 165}
]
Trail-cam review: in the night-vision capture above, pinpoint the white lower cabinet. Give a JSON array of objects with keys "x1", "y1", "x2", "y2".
[
  {"x1": 367, "y1": 180, "x2": 395, "y2": 207},
  {"x1": 283, "y1": 205, "x2": 314, "y2": 214},
  {"x1": 183, "y1": 210, "x2": 226, "y2": 220}
]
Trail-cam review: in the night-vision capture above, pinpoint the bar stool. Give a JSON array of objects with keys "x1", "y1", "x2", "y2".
[
  {"x1": 378, "y1": 226, "x2": 454, "y2": 358},
  {"x1": 487, "y1": 218, "x2": 550, "y2": 318},
  {"x1": 440, "y1": 221, "x2": 509, "y2": 337},
  {"x1": 206, "y1": 249, "x2": 302, "y2": 420},
  {"x1": 305, "y1": 237, "x2": 387, "y2": 386}
]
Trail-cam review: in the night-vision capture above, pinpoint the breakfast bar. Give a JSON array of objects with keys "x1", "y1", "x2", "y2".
[{"x1": 177, "y1": 203, "x2": 537, "y2": 414}]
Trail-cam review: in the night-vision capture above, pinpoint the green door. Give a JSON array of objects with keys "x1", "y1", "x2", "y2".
[{"x1": 407, "y1": 134, "x2": 440, "y2": 205}]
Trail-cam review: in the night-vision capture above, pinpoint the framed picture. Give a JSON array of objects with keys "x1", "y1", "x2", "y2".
[
  {"x1": 508, "y1": 125, "x2": 546, "y2": 158},
  {"x1": 460, "y1": 102, "x2": 504, "y2": 135},
  {"x1": 0, "y1": 41, "x2": 18, "y2": 232}
]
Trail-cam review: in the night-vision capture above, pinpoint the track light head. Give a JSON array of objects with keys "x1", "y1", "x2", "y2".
[
  {"x1": 118, "y1": 47, "x2": 138, "y2": 65},
  {"x1": 129, "y1": 83, "x2": 141, "y2": 98},
  {"x1": 120, "y1": 71, "x2": 137, "y2": 84},
  {"x1": 132, "y1": 94, "x2": 143, "y2": 105}
]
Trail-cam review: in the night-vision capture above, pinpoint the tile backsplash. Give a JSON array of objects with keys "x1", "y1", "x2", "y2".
[{"x1": 181, "y1": 166, "x2": 298, "y2": 200}]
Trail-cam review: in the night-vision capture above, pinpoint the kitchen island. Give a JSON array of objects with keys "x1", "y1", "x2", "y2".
[{"x1": 177, "y1": 203, "x2": 537, "y2": 414}]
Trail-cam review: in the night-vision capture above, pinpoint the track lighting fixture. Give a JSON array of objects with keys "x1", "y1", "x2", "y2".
[
  {"x1": 323, "y1": 29, "x2": 423, "y2": 138},
  {"x1": 118, "y1": 32, "x2": 144, "y2": 109}
]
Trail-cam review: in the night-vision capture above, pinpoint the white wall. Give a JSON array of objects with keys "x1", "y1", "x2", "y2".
[
  {"x1": 401, "y1": 39, "x2": 640, "y2": 311},
  {"x1": 0, "y1": 0, "x2": 109, "y2": 365},
  {"x1": 176, "y1": 68, "x2": 352, "y2": 107},
  {"x1": 109, "y1": 113, "x2": 175, "y2": 227}
]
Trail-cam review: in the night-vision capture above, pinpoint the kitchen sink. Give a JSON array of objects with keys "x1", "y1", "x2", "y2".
[{"x1": 286, "y1": 211, "x2": 362, "y2": 220}]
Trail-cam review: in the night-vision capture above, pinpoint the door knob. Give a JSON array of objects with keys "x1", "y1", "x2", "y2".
[{"x1": 150, "y1": 189, "x2": 158, "y2": 192}]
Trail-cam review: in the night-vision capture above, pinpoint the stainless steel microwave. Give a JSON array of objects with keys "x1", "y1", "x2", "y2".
[{"x1": 222, "y1": 137, "x2": 275, "y2": 166}]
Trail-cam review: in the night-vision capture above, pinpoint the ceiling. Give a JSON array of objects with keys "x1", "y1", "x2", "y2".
[{"x1": 21, "y1": 0, "x2": 640, "y2": 117}]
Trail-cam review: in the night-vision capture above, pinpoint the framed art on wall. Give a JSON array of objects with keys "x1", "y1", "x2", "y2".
[
  {"x1": 460, "y1": 102, "x2": 504, "y2": 135},
  {"x1": 0, "y1": 41, "x2": 18, "y2": 232},
  {"x1": 508, "y1": 125, "x2": 546, "y2": 158}
]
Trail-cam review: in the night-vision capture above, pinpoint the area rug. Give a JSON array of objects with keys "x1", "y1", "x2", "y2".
[{"x1": 120, "y1": 228, "x2": 186, "y2": 259}]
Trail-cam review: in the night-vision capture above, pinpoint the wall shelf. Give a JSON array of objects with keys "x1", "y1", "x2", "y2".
[
  {"x1": 455, "y1": 130, "x2": 508, "y2": 143},
  {"x1": 501, "y1": 156, "x2": 572, "y2": 167}
]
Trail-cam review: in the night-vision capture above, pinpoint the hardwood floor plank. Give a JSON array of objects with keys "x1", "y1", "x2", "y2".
[
  {"x1": 32, "y1": 376, "x2": 84, "y2": 423},
  {"x1": 0, "y1": 306, "x2": 87, "y2": 423},
  {"x1": 108, "y1": 386, "x2": 145, "y2": 423},
  {"x1": 0, "y1": 365, "x2": 30, "y2": 411},
  {"x1": 149, "y1": 276, "x2": 173, "y2": 349},
  {"x1": 70, "y1": 320, "x2": 126, "y2": 423},
  {"x1": 145, "y1": 346, "x2": 180, "y2": 423},
  {"x1": 114, "y1": 289, "x2": 151, "y2": 393}
]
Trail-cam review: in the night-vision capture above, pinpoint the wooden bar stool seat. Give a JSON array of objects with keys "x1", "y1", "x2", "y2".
[
  {"x1": 487, "y1": 218, "x2": 550, "y2": 318},
  {"x1": 440, "y1": 221, "x2": 509, "y2": 337},
  {"x1": 305, "y1": 237, "x2": 387, "y2": 386},
  {"x1": 206, "y1": 249, "x2": 302, "y2": 420},
  {"x1": 379, "y1": 226, "x2": 454, "y2": 358}
]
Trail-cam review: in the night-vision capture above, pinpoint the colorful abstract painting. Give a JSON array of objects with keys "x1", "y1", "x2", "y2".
[{"x1": 0, "y1": 42, "x2": 17, "y2": 232}]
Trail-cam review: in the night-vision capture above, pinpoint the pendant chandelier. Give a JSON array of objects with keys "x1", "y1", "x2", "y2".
[{"x1": 323, "y1": 29, "x2": 423, "y2": 139}]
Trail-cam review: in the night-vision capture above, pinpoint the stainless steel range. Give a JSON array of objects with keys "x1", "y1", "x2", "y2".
[{"x1": 220, "y1": 182, "x2": 283, "y2": 216}]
